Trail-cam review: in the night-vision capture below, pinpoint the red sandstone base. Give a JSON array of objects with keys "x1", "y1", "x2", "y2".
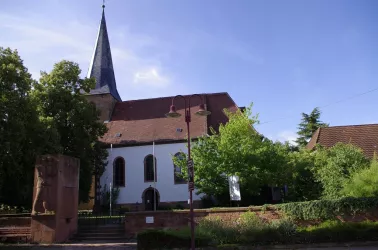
[
  {"x1": 31, "y1": 215, "x2": 55, "y2": 243},
  {"x1": 30, "y1": 154, "x2": 80, "y2": 243}
]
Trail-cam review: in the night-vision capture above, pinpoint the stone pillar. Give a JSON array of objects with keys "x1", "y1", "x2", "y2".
[{"x1": 30, "y1": 154, "x2": 80, "y2": 243}]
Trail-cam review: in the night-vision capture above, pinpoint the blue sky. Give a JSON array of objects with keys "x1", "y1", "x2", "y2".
[{"x1": 1, "y1": 0, "x2": 377, "y2": 143}]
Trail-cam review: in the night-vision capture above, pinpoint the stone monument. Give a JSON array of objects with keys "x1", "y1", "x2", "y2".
[{"x1": 30, "y1": 154, "x2": 80, "y2": 243}]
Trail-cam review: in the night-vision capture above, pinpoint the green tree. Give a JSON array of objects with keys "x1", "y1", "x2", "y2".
[
  {"x1": 295, "y1": 107, "x2": 328, "y2": 147},
  {"x1": 173, "y1": 104, "x2": 289, "y2": 202},
  {"x1": 285, "y1": 148, "x2": 322, "y2": 201},
  {"x1": 313, "y1": 143, "x2": 369, "y2": 199},
  {"x1": 0, "y1": 47, "x2": 60, "y2": 207},
  {"x1": 341, "y1": 156, "x2": 378, "y2": 197},
  {"x1": 32, "y1": 60, "x2": 108, "y2": 203}
]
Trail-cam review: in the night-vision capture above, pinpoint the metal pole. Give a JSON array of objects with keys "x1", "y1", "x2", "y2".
[
  {"x1": 110, "y1": 182, "x2": 112, "y2": 217},
  {"x1": 153, "y1": 141, "x2": 156, "y2": 211},
  {"x1": 169, "y1": 94, "x2": 205, "y2": 250},
  {"x1": 186, "y1": 108, "x2": 195, "y2": 250}
]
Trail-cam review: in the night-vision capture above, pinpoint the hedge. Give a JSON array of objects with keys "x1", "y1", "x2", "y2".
[
  {"x1": 251, "y1": 220, "x2": 378, "y2": 245},
  {"x1": 137, "y1": 220, "x2": 378, "y2": 249},
  {"x1": 276, "y1": 196, "x2": 378, "y2": 220},
  {"x1": 137, "y1": 229, "x2": 211, "y2": 250},
  {"x1": 295, "y1": 220, "x2": 378, "y2": 244}
]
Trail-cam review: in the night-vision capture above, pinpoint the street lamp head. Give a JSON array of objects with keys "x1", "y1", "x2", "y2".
[
  {"x1": 195, "y1": 104, "x2": 211, "y2": 116},
  {"x1": 165, "y1": 105, "x2": 181, "y2": 118}
]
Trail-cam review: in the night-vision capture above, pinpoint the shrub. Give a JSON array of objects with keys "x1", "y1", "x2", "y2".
[
  {"x1": 0, "y1": 204, "x2": 30, "y2": 214},
  {"x1": 101, "y1": 184, "x2": 120, "y2": 208},
  {"x1": 197, "y1": 212, "x2": 297, "y2": 245},
  {"x1": 157, "y1": 204, "x2": 173, "y2": 211},
  {"x1": 197, "y1": 216, "x2": 240, "y2": 244},
  {"x1": 342, "y1": 158, "x2": 378, "y2": 197},
  {"x1": 297, "y1": 220, "x2": 378, "y2": 243},
  {"x1": 277, "y1": 196, "x2": 378, "y2": 220},
  {"x1": 271, "y1": 217, "x2": 297, "y2": 238},
  {"x1": 118, "y1": 206, "x2": 130, "y2": 213},
  {"x1": 174, "y1": 204, "x2": 185, "y2": 210},
  {"x1": 138, "y1": 216, "x2": 378, "y2": 248},
  {"x1": 313, "y1": 143, "x2": 369, "y2": 199},
  {"x1": 237, "y1": 213, "x2": 297, "y2": 244},
  {"x1": 201, "y1": 195, "x2": 216, "y2": 208},
  {"x1": 137, "y1": 229, "x2": 211, "y2": 250},
  {"x1": 238, "y1": 211, "x2": 264, "y2": 228}
]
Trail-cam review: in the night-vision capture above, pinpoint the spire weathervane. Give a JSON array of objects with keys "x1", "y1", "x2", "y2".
[{"x1": 86, "y1": 0, "x2": 122, "y2": 101}]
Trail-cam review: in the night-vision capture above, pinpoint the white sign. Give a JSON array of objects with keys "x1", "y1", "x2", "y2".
[
  {"x1": 146, "y1": 216, "x2": 154, "y2": 224},
  {"x1": 228, "y1": 175, "x2": 241, "y2": 201}
]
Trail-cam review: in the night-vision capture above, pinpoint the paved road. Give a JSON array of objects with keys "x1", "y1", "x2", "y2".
[
  {"x1": 287, "y1": 247, "x2": 378, "y2": 250},
  {"x1": 1, "y1": 243, "x2": 378, "y2": 249},
  {"x1": 256, "y1": 243, "x2": 378, "y2": 250}
]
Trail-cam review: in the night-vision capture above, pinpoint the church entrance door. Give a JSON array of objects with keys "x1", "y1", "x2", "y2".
[{"x1": 144, "y1": 189, "x2": 158, "y2": 211}]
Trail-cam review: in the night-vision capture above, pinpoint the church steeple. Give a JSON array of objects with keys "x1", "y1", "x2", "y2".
[{"x1": 87, "y1": 3, "x2": 122, "y2": 101}]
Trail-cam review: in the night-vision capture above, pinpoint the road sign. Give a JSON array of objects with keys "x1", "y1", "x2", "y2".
[
  {"x1": 187, "y1": 159, "x2": 193, "y2": 168},
  {"x1": 187, "y1": 159, "x2": 194, "y2": 182}
]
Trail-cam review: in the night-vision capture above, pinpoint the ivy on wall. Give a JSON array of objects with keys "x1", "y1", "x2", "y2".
[{"x1": 276, "y1": 197, "x2": 378, "y2": 220}]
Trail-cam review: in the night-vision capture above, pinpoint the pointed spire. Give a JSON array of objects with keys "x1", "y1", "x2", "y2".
[{"x1": 87, "y1": 3, "x2": 122, "y2": 101}]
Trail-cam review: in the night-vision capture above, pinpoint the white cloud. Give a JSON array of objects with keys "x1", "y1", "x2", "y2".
[
  {"x1": 134, "y1": 68, "x2": 170, "y2": 87},
  {"x1": 0, "y1": 11, "x2": 174, "y2": 101},
  {"x1": 276, "y1": 130, "x2": 298, "y2": 145}
]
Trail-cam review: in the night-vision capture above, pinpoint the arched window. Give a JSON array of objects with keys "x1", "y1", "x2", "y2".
[
  {"x1": 144, "y1": 155, "x2": 157, "y2": 182},
  {"x1": 174, "y1": 152, "x2": 186, "y2": 184},
  {"x1": 113, "y1": 157, "x2": 125, "y2": 187}
]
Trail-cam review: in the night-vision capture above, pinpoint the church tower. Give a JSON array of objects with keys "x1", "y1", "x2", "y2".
[
  {"x1": 80, "y1": 3, "x2": 120, "y2": 211},
  {"x1": 85, "y1": 3, "x2": 121, "y2": 123}
]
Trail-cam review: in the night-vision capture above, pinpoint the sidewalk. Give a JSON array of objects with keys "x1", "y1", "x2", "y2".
[{"x1": 202, "y1": 241, "x2": 378, "y2": 249}]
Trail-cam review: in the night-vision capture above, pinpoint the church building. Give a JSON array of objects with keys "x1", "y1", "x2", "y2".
[{"x1": 85, "y1": 5, "x2": 241, "y2": 211}]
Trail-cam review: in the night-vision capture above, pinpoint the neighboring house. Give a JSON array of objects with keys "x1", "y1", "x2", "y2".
[
  {"x1": 306, "y1": 124, "x2": 378, "y2": 159},
  {"x1": 83, "y1": 6, "x2": 240, "y2": 211}
]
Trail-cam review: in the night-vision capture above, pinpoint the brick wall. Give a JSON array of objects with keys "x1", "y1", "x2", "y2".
[
  {"x1": 124, "y1": 206, "x2": 279, "y2": 236},
  {"x1": 124, "y1": 206, "x2": 378, "y2": 237}
]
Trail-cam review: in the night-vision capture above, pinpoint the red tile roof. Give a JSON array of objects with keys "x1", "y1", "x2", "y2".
[
  {"x1": 99, "y1": 92, "x2": 239, "y2": 146},
  {"x1": 306, "y1": 124, "x2": 378, "y2": 158}
]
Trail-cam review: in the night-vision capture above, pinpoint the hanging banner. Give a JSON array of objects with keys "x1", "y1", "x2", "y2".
[
  {"x1": 228, "y1": 175, "x2": 241, "y2": 201},
  {"x1": 187, "y1": 159, "x2": 194, "y2": 191}
]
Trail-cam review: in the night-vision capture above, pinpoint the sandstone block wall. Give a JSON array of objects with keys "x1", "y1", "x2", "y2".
[{"x1": 124, "y1": 207, "x2": 279, "y2": 236}]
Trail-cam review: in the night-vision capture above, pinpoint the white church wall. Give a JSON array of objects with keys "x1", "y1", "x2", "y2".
[{"x1": 100, "y1": 142, "x2": 203, "y2": 205}]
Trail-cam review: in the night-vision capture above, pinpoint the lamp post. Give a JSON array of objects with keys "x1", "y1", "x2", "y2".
[{"x1": 165, "y1": 94, "x2": 211, "y2": 250}]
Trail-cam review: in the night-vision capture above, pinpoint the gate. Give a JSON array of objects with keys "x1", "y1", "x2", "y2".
[{"x1": 78, "y1": 209, "x2": 125, "y2": 227}]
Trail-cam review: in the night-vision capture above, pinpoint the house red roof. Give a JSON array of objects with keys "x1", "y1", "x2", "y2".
[
  {"x1": 306, "y1": 124, "x2": 378, "y2": 158},
  {"x1": 99, "y1": 92, "x2": 239, "y2": 147}
]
